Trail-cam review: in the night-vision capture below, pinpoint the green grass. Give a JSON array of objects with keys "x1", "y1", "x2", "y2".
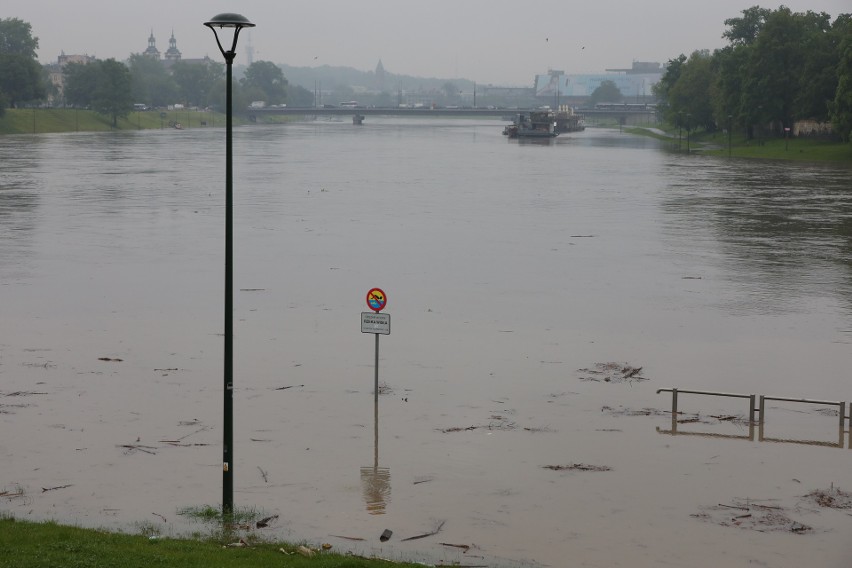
[
  {"x1": 0, "y1": 517, "x2": 426, "y2": 568},
  {"x1": 0, "y1": 108, "x2": 240, "y2": 135},
  {"x1": 626, "y1": 125, "x2": 852, "y2": 162}
]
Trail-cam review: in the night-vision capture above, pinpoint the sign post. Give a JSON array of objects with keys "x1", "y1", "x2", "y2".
[{"x1": 362, "y1": 288, "x2": 389, "y2": 403}]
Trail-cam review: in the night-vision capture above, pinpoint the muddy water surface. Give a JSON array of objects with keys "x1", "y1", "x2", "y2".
[{"x1": 2, "y1": 119, "x2": 852, "y2": 567}]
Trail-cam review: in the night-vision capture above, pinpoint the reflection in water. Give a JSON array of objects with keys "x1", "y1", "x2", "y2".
[
  {"x1": 658, "y1": 425, "x2": 848, "y2": 449},
  {"x1": 0, "y1": 140, "x2": 43, "y2": 279},
  {"x1": 660, "y1": 160, "x2": 852, "y2": 316},
  {"x1": 360, "y1": 398, "x2": 390, "y2": 514}
]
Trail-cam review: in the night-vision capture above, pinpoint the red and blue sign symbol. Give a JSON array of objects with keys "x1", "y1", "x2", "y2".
[{"x1": 366, "y1": 288, "x2": 387, "y2": 312}]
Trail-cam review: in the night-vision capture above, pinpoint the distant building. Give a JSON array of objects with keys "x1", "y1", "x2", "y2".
[
  {"x1": 45, "y1": 51, "x2": 97, "y2": 105},
  {"x1": 535, "y1": 62, "x2": 662, "y2": 104},
  {"x1": 375, "y1": 59, "x2": 386, "y2": 92},
  {"x1": 140, "y1": 30, "x2": 214, "y2": 69},
  {"x1": 604, "y1": 61, "x2": 662, "y2": 75},
  {"x1": 163, "y1": 30, "x2": 182, "y2": 63},
  {"x1": 143, "y1": 30, "x2": 160, "y2": 59}
]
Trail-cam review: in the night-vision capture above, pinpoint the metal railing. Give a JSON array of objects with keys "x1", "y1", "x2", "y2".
[{"x1": 657, "y1": 388, "x2": 849, "y2": 448}]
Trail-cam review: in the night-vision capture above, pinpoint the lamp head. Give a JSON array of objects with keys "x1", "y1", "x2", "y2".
[
  {"x1": 204, "y1": 13, "x2": 255, "y2": 60},
  {"x1": 204, "y1": 13, "x2": 255, "y2": 29}
]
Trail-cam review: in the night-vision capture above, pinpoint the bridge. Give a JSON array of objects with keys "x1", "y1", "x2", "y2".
[{"x1": 245, "y1": 106, "x2": 657, "y2": 124}]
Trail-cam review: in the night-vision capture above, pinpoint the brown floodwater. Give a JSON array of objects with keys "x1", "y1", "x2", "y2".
[{"x1": 1, "y1": 120, "x2": 851, "y2": 567}]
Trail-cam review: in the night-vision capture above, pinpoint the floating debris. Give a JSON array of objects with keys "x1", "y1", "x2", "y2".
[
  {"x1": 0, "y1": 485, "x2": 25, "y2": 499},
  {"x1": 601, "y1": 405, "x2": 668, "y2": 417},
  {"x1": 805, "y1": 486, "x2": 852, "y2": 509},
  {"x1": 401, "y1": 520, "x2": 445, "y2": 541},
  {"x1": 3, "y1": 391, "x2": 48, "y2": 397},
  {"x1": 256, "y1": 514, "x2": 278, "y2": 528},
  {"x1": 41, "y1": 484, "x2": 73, "y2": 493},
  {"x1": 117, "y1": 444, "x2": 157, "y2": 455},
  {"x1": 543, "y1": 463, "x2": 612, "y2": 472},
  {"x1": 578, "y1": 362, "x2": 648, "y2": 383},
  {"x1": 692, "y1": 499, "x2": 813, "y2": 533},
  {"x1": 440, "y1": 542, "x2": 471, "y2": 552},
  {"x1": 329, "y1": 534, "x2": 365, "y2": 541}
]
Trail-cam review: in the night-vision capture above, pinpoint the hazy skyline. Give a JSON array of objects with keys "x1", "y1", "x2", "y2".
[{"x1": 7, "y1": 0, "x2": 851, "y2": 85}]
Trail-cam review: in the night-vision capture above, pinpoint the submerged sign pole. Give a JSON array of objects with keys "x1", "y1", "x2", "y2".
[{"x1": 362, "y1": 288, "x2": 390, "y2": 403}]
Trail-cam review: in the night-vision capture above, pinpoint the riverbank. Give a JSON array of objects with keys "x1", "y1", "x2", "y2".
[
  {"x1": 0, "y1": 516, "x2": 426, "y2": 567},
  {"x1": 625, "y1": 125, "x2": 852, "y2": 162},
  {"x1": 0, "y1": 107, "x2": 279, "y2": 135}
]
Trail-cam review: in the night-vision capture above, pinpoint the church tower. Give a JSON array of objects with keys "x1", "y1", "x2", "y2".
[
  {"x1": 375, "y1": 59, "x2": 386, "y2": 92},
  {"x1": 164, "y1": 30, "x2": 182, "y2": 62},
  {"x1": 144, "y1": 29, "x2": 160, "y2": 59}
]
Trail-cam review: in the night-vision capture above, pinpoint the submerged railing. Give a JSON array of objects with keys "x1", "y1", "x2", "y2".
[{"x1": 657, "y1": 388, "x2": 850, "y2": 448}]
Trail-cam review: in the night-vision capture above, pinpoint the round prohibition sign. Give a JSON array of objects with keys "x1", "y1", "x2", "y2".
[{"x1": 366, "y1": 288, "x2": 387, "y2": 312}]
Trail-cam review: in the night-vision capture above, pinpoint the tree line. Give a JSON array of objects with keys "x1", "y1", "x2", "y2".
[
  {"x1": 653, "y1": 6, "x2": 852, "y2": 142},
  {"x1": 0, "y1": 17, "x2": 313, "y2": 124}
]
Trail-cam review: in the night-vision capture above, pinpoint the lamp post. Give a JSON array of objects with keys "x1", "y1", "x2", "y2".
[
  {"x1": 677, "y1": 111, "x2": 682, "y2": 152},
  {"x1": 204, "y1": 11, "x2": 255, "y2": 518},
  {"x1": 728, "y1": 114, "x2": 732, "y2": 158},
  {"x1": 686, "y1": 113, "x2": 691, "y2": 154}
]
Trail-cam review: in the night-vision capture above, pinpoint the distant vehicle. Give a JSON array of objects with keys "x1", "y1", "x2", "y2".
[
  {"x1": 339, "y1": 101, "x2": 360, "y2": 108},
  {"x1": 594, "y1": 102, "x2": 657, "y2": 111},
  {"x1": 133, "y1": 103, "x2": 148, "y2": 111},
  {"x1": 249, "y1": 101, "x2": 266, "y2": 109}
]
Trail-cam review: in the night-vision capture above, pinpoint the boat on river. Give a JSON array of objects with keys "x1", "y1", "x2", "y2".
[
  {"x1": 502, "y1": 111, "x2": 557, "y2": 138},
  {"x1": 554, "y1": 106, "x2": 585, "y2": 133}
]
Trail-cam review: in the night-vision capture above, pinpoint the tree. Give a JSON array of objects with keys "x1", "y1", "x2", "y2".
[
  {"x1": 92, "y1": 59, "x2": 132, "y2": 127},
  {"x1": 0, "y1": 54, "x2": 44, "y2": 106},
  {"x1": 241, "y1": 61, "x2": 287, "y2": 104},
  {"x1": 128, "y1": 54, "x2": 178, "y2": 108},
  {"x1": 722, "y1": 6, "x2": 771, "y2": 46},
  {"x1": 667, "y1": 51, "x2": 717, "y2": 131},
  {"x1": 830, "y1": 16, "x2": 852, "y2": 141},
  {"x1": 589, "y1": 80, "x2": 622, "y2": 106},
  {"x1": 287, "y1": 84, "x2": 314, "y2": 107},
  {"x1": 0, "y1": 18, "x2": 44, "y2": 108},
  {"x1": 789, "y1": 11, "x2": 835, "y2": 123},
  {"x1": 63, "y1": 61, "x2": 100, "y2": 108},
  {"x1": 171, "y1": 60, "x2": 222, "y2": 108},
  {"x1": 653, "y1": 54, "x2": 687, "y2": 123},
  {"x1": 64, "y1": 59, "x2": 133, "y2": 126},
  {"x1": 0, "y1": 17, "x2": 38, "y2": 57}
]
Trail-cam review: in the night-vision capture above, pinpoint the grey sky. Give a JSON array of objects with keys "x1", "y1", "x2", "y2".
[{"x1": 8, "y1": 1, "x2": 851, "y2": 85}]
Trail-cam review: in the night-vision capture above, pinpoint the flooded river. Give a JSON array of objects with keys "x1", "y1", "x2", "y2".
[{"x1": 2, "y1": 119, "x2": 851, "y2": 567}]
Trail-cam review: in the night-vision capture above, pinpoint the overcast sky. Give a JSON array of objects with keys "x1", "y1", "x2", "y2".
[{"x1": 7, "y1": 0, "x2": 851, "y2": 85}]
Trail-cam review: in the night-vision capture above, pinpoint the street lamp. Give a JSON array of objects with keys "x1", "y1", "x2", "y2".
[
  {"x1": 677, "y1": 111, "x2": 682, "y2": 151},
  {"x1": 204, "y1": 11, "x2": 255, "y2": 518},
  {"x1": 686, "y1": 113, "x2": 691, "y2": 154},
  {"x1": 728, "y1": 115, "x2": 732, "y2": 158}
]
